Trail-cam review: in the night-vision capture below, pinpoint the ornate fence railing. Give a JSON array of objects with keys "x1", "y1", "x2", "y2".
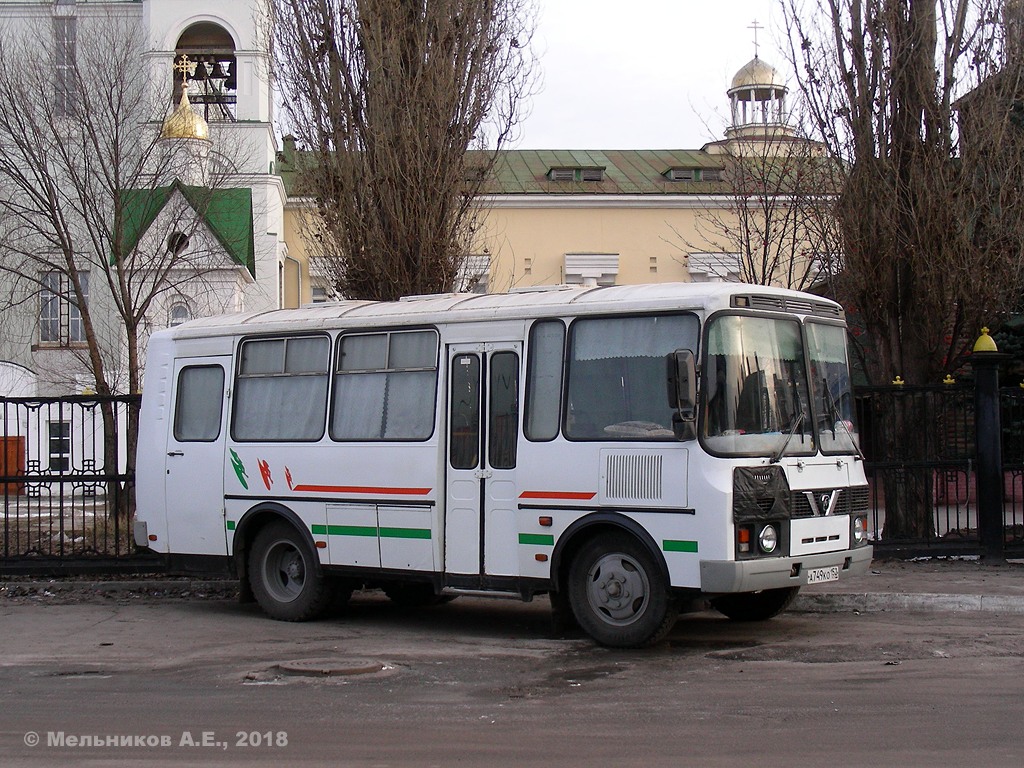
[{"x1": 0, "y1": 395, "x2": 162, "y2": 574}]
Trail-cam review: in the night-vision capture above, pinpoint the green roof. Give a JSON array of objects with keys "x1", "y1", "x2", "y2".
[
  {"x1": 120, "y1": 181, "x2": 255, "y2": 276},
  {"x1": 275, "y1": 138, "x2": 729, "y2": 197},
  {"x1": 480, "y1": 149, "x2": 728, "y2": 194}
]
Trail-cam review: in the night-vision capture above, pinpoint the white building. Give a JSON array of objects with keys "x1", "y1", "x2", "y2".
[{"x1": 0, "y1": 0, "x2": 287, "y2": 399}]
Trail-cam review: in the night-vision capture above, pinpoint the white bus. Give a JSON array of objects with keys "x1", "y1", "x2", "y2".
[{"x1": 135, "y1": 283, "x2": 872, "y2": 647}]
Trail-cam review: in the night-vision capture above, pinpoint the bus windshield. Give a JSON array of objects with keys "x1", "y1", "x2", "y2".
[
  {"x1": 806, "y1": 322, "x2": 859, "y2": 454},
  {"x1": 702, "y1": 315, "x2": 814, "y2": 457}
]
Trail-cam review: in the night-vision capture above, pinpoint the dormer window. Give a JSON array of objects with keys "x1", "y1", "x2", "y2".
[
  {"x1": 665, "y1": 168, "x2": 696, "y2": 182},
  {"x1": 663, "y1": 167, "x2": 725, "y2": 182},
  {"x1": 547, "y1": 167, "x2": 605, "y2": 182}
]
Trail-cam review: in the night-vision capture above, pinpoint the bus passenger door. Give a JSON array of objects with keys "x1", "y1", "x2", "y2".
[
  {"x1": 444, "y1": 343, "x2": 521, "y2": 582},
  {"x1": 164, "y1": 357, "x2": 230, "y2": 554}
]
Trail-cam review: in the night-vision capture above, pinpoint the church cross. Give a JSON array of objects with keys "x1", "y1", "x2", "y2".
[
  {"x1": 173, "y1": 54, "x2": 193, "y2": 84},
  {"x1": 749, "y1": 19, "x2": 763, "y2": 58}
]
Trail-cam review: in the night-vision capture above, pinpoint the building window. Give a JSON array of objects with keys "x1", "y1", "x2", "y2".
[
  {"x1": 664, "y1": 168, "x2": 724, "y2": 182},
  {"x1": 665, "y1": 168, "x2": 696, "y2": 182},
  {"x1": 48, "y1": 421, "x2": 71, "y2": 473},
  {"x1": 39, "y1": 271, "x2": 88, "y2": 344},
  {"x1": 54, "y1": 16, "x2": 77, "y2": 117},
  {"x1": 169, "y1": 303, "x2": 192, "y2": 327},
  {"x1": 564, "y1": 253, "x2": 619, "y2": 287},
  {"x1": 167, "y1": 232, "x2": 190, "y2": 256},
  {"x1": 457, "y1": 254, "x2": 490, "y2": 294},
  {"x1": 547, "y1": 167, "x2": 605, "y2": 182},
  {"x1": 688, "y1": 253, "x2": 742, "y2": 283}
]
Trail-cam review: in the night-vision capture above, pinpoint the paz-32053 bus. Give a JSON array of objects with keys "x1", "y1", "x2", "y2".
[{"x1": 135, "y1": 282, "x2": 872, "y2": 647}]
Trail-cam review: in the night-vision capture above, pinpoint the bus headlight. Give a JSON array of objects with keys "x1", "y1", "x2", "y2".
[
  {"x1": 758, "y1": 524, "x2": 778, "y2": 554},
  {"x1": 852, "y1": 515, "x2": 868, "y2": 545}
]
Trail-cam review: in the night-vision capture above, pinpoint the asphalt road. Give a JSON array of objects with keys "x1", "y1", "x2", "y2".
[{"x1": 2, "y1": 590, "x2": 1024, "y2": 767}]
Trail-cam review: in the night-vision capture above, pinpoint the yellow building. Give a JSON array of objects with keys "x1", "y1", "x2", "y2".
[{"x1": 280, "y1": 55, "x2": 819, "y2": 304}]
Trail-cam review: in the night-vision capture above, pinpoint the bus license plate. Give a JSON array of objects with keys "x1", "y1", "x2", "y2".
[{"x1": 806, "y1": 565, "x2": 840, "y2": 584}]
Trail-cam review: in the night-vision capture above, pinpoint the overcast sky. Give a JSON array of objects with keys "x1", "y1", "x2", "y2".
[{"x1": 514, "y1": 0, "x2": 786, "y2": 150}]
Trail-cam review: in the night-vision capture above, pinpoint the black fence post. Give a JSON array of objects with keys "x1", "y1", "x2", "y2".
[{"x1": 971, "y1": 341, "x2": 1008, "y2": 561}]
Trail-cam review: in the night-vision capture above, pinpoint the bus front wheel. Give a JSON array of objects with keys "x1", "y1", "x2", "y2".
[
  {"x1": 567, "y1": 533, "x2": 678, "y2": 648},
  {"x1": 249, "y1": 521, "x2": 333, "y2": 621},
  {"x1": 711, "y1": 587, "x2": 800, "y2": 621}
]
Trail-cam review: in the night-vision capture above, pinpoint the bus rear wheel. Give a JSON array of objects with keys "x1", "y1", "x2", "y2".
[
  {"x1": 249, "y1": 521, "x2": 333, "y2": 621},
  {"x1": 711, "y1": 587, "x2": 800, "y2": 621},
  {"x1": 567, "y1": 533, "x2": 678, "y2": 648}
]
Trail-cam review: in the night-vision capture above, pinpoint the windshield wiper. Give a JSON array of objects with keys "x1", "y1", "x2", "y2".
[
  {"x1": 770, "y1": 412, "x2": 805, "y2": 464},
  {"x1": 820, "y1": 377, "x2": 865, "y2": 461}
]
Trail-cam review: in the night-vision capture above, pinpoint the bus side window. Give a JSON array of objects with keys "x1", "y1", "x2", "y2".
[
  {"x1": 566, "y1": 314, "x2": 699, "y2": 440},
  {"x1": 488, "y1": 352, "x2": 519, "y2": 469},
  {"x1": 173, "y1": 365, "x2": 224, "y2": 442},
  {"x1": 524, "y1": 320, "x2": 564, "y2": 442},
  {"x1": 332, "y1": 330, "x2": 438, "y2": 441},
  {"x1": 233, "y1": 336, "x2": 330, "y2": 441},
  {"x1": 449, "y1": 354, "x2": 480, "y2": 468}
]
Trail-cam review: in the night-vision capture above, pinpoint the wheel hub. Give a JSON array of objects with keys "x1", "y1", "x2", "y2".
[
  {"x1": 284, "y1": 555, "x2": 302, "y2": 582},
  {"x1": 587, "y1": 554, "x2": 649, "y2": 624}
]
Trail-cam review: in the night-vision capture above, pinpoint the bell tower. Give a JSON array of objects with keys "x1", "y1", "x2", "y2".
[{"x1": 143, "y1": 0, "x2": 284, "y2": 312}]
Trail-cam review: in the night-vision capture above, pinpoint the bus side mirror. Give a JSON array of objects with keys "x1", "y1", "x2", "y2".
[{"x1": 666, "y1": 349, "x2": 697, "y2": 440}]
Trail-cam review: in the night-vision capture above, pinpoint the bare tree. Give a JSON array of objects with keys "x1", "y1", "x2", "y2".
[
  {"x1": 782, "y1": 0, "x2": 1024, "y2": 384},
  {"x1": 685, "y1": 132, "x2": 843, "y2": 290},
  {"x1": 0, "y1": 12, "x2": 246, "y2": 514},
  {"x1": 781, "y1": 0, "x2": 1024, "y2": 539},
  {"x1": 271, "y1": 0, "x2": 537, "y2": 300}
]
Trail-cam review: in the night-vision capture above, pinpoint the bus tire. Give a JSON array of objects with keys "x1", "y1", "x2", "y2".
[
  {"x1": 711, "y1": 587, "x2": 800, "y2": 621},
  {"x1": 249, "y1": 521, "x2": 333, "y2": 621},
  {"x1": 567, "y1": 533, "x2": 678, "y2": 648}
]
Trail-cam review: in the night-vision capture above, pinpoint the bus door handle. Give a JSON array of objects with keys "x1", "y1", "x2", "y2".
[
  {"x1": 474, "y1": 469, "x2": 493, "y2": 480},
  {"x1": 167, "y1": 450, "x2": 184, "y2": 457}
]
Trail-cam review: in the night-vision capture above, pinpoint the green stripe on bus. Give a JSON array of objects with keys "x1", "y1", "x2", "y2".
[
  {"x1": 226, "y1": 521, "x2": 236, "y2": 531},
  {"x1": 379, "y1": 527, "x2": 431, "y2": 540},
  {"x1": 311, "y1": 524, "x2": 430, "y2": 540},
  {"x1": 519, "y1": 533, "x2": 555, "y2": 546},
  {"x1": 326, "y1": 525, "x2": 377, "y2": 537},
  {"x1": 663, "y1": 539, "x2": 698, "y2": 553}
]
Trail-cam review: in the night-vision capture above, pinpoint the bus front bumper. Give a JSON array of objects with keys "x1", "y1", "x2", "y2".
[{"x1": 699, "y1": 545, "x2": 873, "y2": 594}]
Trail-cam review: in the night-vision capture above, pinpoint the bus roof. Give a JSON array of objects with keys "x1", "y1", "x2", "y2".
[{"x1": 164, "y1": 282, "x2": 843, "y2": 340}]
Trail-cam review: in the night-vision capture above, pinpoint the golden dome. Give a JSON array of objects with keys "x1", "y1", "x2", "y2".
[
  {"x1": 730, "y1": 56, "x2": 785, "y2": 90},
  {"x1": 160, "y1": 88, "x2": 209, "y2": 141}
]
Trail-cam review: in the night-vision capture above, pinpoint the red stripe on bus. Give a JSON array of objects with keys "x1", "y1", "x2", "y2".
[
  {"x1": 292, "y1": 485, "x2": 431, "y2": 496},
  {"x1": 519, "y1": 490, "x2": 597, "y2": 500}
]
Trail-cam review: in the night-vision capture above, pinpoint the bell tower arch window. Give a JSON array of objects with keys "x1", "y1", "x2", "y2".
[{"x1": 173, "y1": 22, "x2": 237, "y2": 122}]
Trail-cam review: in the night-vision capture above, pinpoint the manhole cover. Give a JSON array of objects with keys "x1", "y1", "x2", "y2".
[{"x1": 277, "y1": 658, "x2": 387, "y2": 677}]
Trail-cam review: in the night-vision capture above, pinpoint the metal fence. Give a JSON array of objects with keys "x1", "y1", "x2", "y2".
[
  {"x1": 0, "y1": 395, "x2": 160, "y2": 574},
  {"x1": 856, "y1": 383, "x2": 1024, "y2": 557},
  {"x1": 4, "y1": 382, "x2": 1022, "y2": 573}
]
